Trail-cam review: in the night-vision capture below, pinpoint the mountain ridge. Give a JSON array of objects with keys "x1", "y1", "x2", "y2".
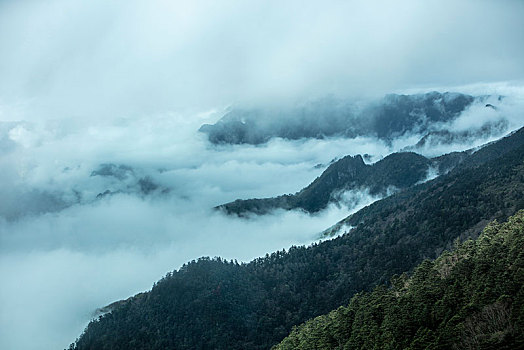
[
  {"x1": 275, "y1": 210, "x2": 524, "y2": 349},
  {"x1": 218, "y1": 127, "x2": 524, "y2": 217},
  {"x1": 70, "y1": 126, "x2": 524, "y2": 350},
  {"x1": 199, "y1": 92, "x2": 505, "y2": 146}
]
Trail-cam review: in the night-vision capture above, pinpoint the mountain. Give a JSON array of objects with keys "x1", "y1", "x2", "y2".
[
  {"x1": 0, "y1": 162, "x2": 170, "y2": 222},
  {"x1": 218, "y1": 151, "x2": 471, "y2": 216},
  {"x1": 275, "y1": 210, "x2": 524, "y2": 349},
  {"x1": 199, "y1": 92, "x2": 484, "y2": 145},
  {"x1": 323, "y1": 127, "x2": 524, "y2": 236},
  {"x1": 219, "y1": 127, "x2": 523, "y2": 217},
  {"x1": 407, "y1": 118, "x2": 508, "y2": 150},
  {"x1": 70, "y1": 127, "x2": 524, "y2": 350},
  {"x1": 90, "y1": 163, "x2": 169, "y2": 198}
]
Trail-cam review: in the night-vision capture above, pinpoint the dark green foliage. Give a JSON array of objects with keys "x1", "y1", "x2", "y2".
[
  {"x1": 72, "y1": 129, "x2": 524, "y2": 350},
  {"x1": 275, "y1": 211, "x2": 524, "y2": 350}
]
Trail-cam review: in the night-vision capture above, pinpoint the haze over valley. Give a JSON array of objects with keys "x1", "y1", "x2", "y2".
[{"x1": 0, "y1": 1, "x2": 523, "y2": 349}]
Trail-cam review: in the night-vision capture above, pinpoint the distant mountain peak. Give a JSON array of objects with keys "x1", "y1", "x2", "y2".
[{"x1": 200, "y1": 92, "x2": 480, "y2": 145}]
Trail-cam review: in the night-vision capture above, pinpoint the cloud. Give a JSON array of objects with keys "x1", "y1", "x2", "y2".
[
  {"x1": 0, "y1": 104, "x2": 399, "y2": 349},
  {"x1": 1, "y1": 91, "x2": 521, "y2": 348},
  {"x1": 0, "y1": 194, "x2": 357, "y2": 350},
  {"x1": 0, "y1": 0, "x2": 523, "y2": 349},
  {"x1": 1, "y1": 0, "x2": 523, "y2": 120}
]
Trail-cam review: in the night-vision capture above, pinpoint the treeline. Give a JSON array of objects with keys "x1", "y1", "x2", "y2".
[{"x1": 275, "y1": 210, "x2": 524, "y2": 349}]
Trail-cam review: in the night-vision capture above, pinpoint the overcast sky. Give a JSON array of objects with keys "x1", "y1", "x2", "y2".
[
  {"x1": 0, "y1": 1, "x2": 523, "y2": 349},
  {"x1": 0, "y1": 0, "x2": 523, "y2": 120}
]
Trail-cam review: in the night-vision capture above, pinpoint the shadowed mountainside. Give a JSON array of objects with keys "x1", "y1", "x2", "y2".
[
  {"x1": 71, "y1": 127, "x2": 524, "y2": 350},
  {"x1": 219, "y1": 128, "x2": 523, "y2": 216},
  {"x1": 199, "y1": 92, "x2": 501, "y2": 145},
  {"x1": 218, "y1": 151, "x2": 467, "y2": 216},
  {"x1": 275, "y1": 210, "x2": 524, "y2": 349}
]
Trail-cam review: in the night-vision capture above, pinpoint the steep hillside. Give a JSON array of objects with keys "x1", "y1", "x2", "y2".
[
  {"x1": 275, "y1": 211, "x2": 524, "y2": 350},
  {"x1": 71, "y1": 128, "x2": 524, "y2": 350}
]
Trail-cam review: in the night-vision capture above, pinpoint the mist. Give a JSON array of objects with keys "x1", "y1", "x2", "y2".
[
  {"x1": 0, "y1": 97, "x2": 522, "y2": 349},
  {"x1": 0, "y1": 110, "x2": 413, "y2": 350},
  {"x1": 1, "y1": 0, "x2": 524, "y2": 120},
  {"x1": 1, "y1": 0, "x2": 524, "y2": 349}
]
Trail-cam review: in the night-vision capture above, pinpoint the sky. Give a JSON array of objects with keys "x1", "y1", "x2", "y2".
[
  {"x1": 0, "y1": 0, "x2": 523, "y2": 349},
  {"x1": 1, "y1": 0, "x2": 524, "y2": 120}
]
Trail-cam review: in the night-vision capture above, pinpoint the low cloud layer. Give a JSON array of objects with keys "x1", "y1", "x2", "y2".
[
  {"x1": 0, "y1": 1, "x2": 523, "y2": 349},
  {"x1": 0, "y1": 110, "x2": 398, "y2": 349},
  {"x1": 0, "y1": 199, "x2": 354, "y2": 350},
  {"x1": 0, "y1": 87, "x2": 522, "y2": 349}
]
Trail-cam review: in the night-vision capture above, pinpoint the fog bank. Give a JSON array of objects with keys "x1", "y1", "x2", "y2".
[{"x1": 1, "y1": 0, "x2": 523, "y2": 349}]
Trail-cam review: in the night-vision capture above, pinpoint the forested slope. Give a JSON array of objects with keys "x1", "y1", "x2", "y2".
[
  {"x1": 218, "y1": 148, "x2": 495, "y2": 217},
  {"x1": 219, "y1": 128, "x2": 524, "y2": 217},
  {"x1": 275, "y1": 210, "x2": 524, "y2": 349},
  {"x1": 218, "y1": 152, "x2": 437, "y2": 216},
  {"x1": 71, "y1": 128, "x2": 524, "y2": 350}
]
